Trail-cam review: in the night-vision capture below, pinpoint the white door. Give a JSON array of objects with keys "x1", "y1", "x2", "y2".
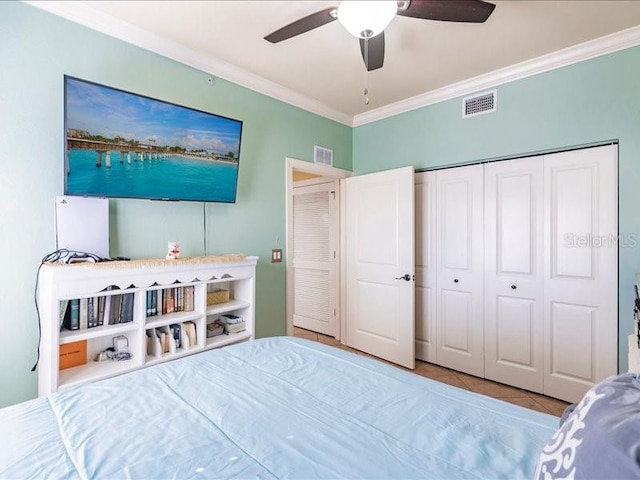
[
  {"x1": 291, "y1": 181, "x2": 338, "y2": 336},
  {"x1": 484, "y1": 157, "x2": 544, "y2": 392},
  {"x1": 415, "y1": 172, "x2": 437, "y2": 363},
  {"x1": 543, "y1": 144, "x2": 618, "y2": 403},
  {"x1": 344, "y1": 166, "x2": 415, "y2": 369},
  {"x1": 436, "y1": 164, "x2": 484, "y2": 377}
]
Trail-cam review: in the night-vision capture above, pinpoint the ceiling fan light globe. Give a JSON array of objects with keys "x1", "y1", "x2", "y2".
[{"x1": 337, "y1": 1, "x2": 397, "y2": 39}]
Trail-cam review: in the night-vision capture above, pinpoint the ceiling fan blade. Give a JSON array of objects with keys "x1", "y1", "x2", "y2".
[
  {"x1": 397, "y1": 0, "x2": 495, "y2": 23},
  {"x1": 264, "y1": 7, "x2": 337, "y2": 43},
  {"x1": 359, "y1": 32, "x2": 385, "y2": 71}
]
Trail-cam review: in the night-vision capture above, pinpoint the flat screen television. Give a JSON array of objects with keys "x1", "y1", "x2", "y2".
[{"x1": 64, "y1": 76, "x2": 243, "y2": 203}]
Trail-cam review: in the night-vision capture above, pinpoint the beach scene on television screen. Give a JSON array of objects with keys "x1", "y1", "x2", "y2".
[{"x1": 65, "y1": 77, "x2": 242, "y2": 203}]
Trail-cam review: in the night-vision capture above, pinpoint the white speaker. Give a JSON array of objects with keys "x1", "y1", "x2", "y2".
[{"x1": 55, "y1": 196, "x2": 109, "y2": 258}]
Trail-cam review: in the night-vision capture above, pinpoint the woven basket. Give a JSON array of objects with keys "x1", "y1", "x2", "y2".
[{"x1": 207, "y1": 288, "x2": 229, "y2": 305}]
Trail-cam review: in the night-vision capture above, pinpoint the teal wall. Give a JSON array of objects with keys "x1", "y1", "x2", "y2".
[
  {"x1": 0, "y1": 2, "x2": 352, "y2": 407},
  {"x1": 353, "y1": 46, "x2": 640, "y2": 373}
]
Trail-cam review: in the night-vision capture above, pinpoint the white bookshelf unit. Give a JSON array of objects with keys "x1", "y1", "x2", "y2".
[{"x1": 37, "y1": 255, "x2": 257, "y2": 396}]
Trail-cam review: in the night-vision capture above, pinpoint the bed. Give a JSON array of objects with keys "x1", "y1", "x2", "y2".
[{"x1": 0, "y1": 336, "x2": 559, "y2": 479}]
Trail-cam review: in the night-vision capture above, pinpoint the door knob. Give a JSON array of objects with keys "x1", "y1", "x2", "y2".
[
  {"x1": 395, "y1": 274, "x2": 411, "y2": 281},
  {"x1": 454, "y1": 278, "x2": 459, "y2": 283},
  {"x1": 511, "y1": 285, "x2": 517, "y2": 290}
]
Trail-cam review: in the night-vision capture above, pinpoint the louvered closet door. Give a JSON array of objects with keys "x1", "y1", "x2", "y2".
[
  {"x1": 543, "y1": 144, "x2": 618, "y2": 403},
  {"x1": 415, "y1": 171, "x2": 437, "y2": 363},
  {"x1": 291, "y1": 182, "x2": 337, "y2": 337},
  {"x1": 484, "y1": 157, "x2": 544, "y2": 392},
  {"x1": 436, "y1": 164, "x2": 484, "y2": 377}
]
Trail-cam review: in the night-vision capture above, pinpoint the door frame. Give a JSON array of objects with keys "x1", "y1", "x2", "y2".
[{"x1": 285, "y1": 158, "x2": 352, "y2": 337}]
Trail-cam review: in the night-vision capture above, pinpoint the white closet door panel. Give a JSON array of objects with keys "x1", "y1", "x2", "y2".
[
  {"x1": 415, "y1": 284, "x2": 434, "y2": 360},
  {"x1": 495, "y1": 296, "x2": 535, "y2": 366},
  {"x1": 441, "y1": 181, "x2": 471, "y2": 270},
  {"x1": 549, "y1": 302, "x2": 595, "y2": 382},
  {"x1": 436, "y1": 165, "x2": 484, "y2": 377},
  {"x1": 498, "y1": 174, "x2": 533, "y2": 274},
  {"x1": 291, "y1": 182, "x2": 337, "y2": 336},
  {"x1": 543, "y1": 144, "x2": 618, "y2": 403},
  {"x1": 415, "y1": 172, "x2": 437, "y2": 362},
  {"x1": 344, "y1": 166, "x2": 415, "y2": 369},
  {"x1": 440, "y1": 289, "x2": 471, "y2": 352},
  {"x1": 551, "y1": 166, "x2": 594, "y2": 279},
  {"x1": 485, "y1": 158, "x2": 544, "y2": 392}
]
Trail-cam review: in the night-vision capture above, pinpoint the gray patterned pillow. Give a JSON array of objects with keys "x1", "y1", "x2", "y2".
[{"x1": 535, "y1": 373, "x2": 640, "y2": 479}]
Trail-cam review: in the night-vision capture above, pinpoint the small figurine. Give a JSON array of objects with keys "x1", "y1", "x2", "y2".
[{"x1": 166, "y1": 242, "x2": 180, "y2": 260}]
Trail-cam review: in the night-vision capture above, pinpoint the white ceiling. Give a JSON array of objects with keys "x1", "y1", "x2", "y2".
[{"x1": 31, "y1": 1, "x2": 640, "y2": 125}]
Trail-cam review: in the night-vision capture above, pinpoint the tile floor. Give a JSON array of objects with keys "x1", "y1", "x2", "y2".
[{"x1": 293, "y1": 326, "x2": 570, "y2": 417}]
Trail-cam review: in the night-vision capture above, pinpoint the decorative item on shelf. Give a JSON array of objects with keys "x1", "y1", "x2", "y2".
[
  {"x1": 94, "y1": 335, "x2": 132, "y2": 362},
  {"x1": 206, "y1": 320, "x2": 224, "y2": 338},
  {"x1": 166, "y1": 242, "x2": 180, "y2": 260},
  {"x1": 207, "y1": 288, "x2": 229, "y2": 305},
  {"x1": 59, "y1": 340, "x2": 87, "y2": 370},
  {"x1": 217, "y1": 314, "x2": 246, "y2": 335}
]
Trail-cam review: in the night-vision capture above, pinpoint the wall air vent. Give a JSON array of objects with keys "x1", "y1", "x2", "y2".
[
  {"x1": 462, "y1": 89, "x2": 497, "y2": 118},
  {"x1": 314, "y1": 145, "x2": 333, "y2": 166}
]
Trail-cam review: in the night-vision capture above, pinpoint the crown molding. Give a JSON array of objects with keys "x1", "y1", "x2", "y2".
[
  {"x1": 352, "y1": 24, "x2": 640, "y2": 127},
  {"x1": 23, "y1": 2, "x2": 640, "y2": 129},
  {"x1": 24, "y1": 1, "x2": 353, "y2": 126}
]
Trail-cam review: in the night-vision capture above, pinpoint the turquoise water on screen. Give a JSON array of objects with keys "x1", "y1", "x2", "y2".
[{"x1": 66, "y1": 149, "x2": 238, "y2": 203}]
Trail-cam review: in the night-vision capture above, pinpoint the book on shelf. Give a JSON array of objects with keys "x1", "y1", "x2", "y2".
[
  {"x1": 185, "y1": 286, "x2": 194, "y2": 312},
  {"x1": 154, "y1": 325, "x2": 174, "y2": 354},
  {"x1": 170, "y1": 323, "x2": 181, "y2": 349},
  {"x1": 146, "y1": 291, "x2": 152, "y2": 317},
  {"x1": 97, "y1": 296, "x2": 106, "y2": 327},
  {"x1": 146, "y1": 286, "x2": 195, "y2": 318},
  {"x1": 108, "y1": 294, "x2": 121, "y2": 325},
  {"x1": 59, "y1": 300, "x2": 69, "y2": 329},
  {"x1": 86, "y1": 297, "x2": 96, "y2": 328},
  {"x1": 59, "y1": 340, "x2": 87, "y2": 370},
  {"x1": 62, "y1": 298, "x2": 80, "y2": 331},
  {"x1": 151, "y1": 290, "x2": 157, "y2": 316},
  {"x1": 79, "y1": 298, "x2": 88, "y2": 330},
  {"x1": 146, "y1": 290, "x2": 158, "y2": 317},
  {"x1": 166, "y1": 288, "x2": 173, "y2": 314},
  {"x1": 120, "y1": 293, "x2": 135, "y2": 324},
  {"x1": 182, "y1": 321, "x2": 197, "y2": 348}
]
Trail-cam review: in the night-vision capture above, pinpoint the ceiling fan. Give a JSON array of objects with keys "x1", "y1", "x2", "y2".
[{"x1": 264, "y1": 0, "x2": 496, "y2": 71}]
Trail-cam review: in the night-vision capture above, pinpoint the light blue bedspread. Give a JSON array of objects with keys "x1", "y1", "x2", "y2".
[{"x1": 0, "y1": 337, "x2": 558, "y2": 479}]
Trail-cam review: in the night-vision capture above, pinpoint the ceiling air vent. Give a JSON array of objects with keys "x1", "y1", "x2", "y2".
[
  {"x1": 462, "y1": 89, "x2": 497, "y2": 118},
  {"x1": 314, "y1": 145, "x2": 333, "y2": 166}
]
